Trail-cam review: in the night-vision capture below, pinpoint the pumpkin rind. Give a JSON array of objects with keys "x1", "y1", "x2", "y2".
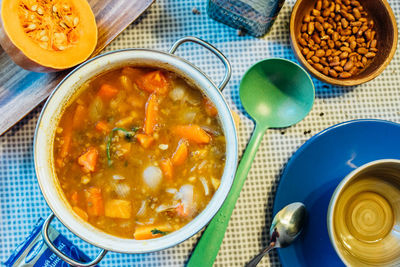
[{"x1": 0, "y1": 0, "x2": 97, "y2": 72}]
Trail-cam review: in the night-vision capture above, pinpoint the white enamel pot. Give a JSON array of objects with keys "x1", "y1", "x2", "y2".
[{"x1": 34, "y1": 37, "x2": 238, "y2": 266}]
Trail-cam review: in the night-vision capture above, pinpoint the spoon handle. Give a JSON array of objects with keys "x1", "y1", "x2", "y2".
[
  {"x1": 186, "y1": 124, "x2": 267, "y2": 267},
  {"x1": 245, "y1": 243, "x2": 275, "y2": 267}
]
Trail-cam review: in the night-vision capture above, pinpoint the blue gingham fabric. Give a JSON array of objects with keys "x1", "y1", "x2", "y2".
[{"x1": 1, "y1": 0, "x2": 400, "y2": 266}]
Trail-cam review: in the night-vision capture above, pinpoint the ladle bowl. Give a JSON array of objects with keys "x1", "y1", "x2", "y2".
[{"x1": 240, "y1": 58, "x2": 315, "y2": 129}]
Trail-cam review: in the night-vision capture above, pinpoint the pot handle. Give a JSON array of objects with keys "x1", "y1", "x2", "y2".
[
  {"x1": 169, "y1": 36, "x2": 232, "y2": 91},
  {"x1": 42, "y1": 213, "x2": 108, "y2": 267}
]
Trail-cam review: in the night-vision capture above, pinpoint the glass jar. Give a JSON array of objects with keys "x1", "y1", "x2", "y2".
[{"x1": 208, "y1": 0, "x2": 285, "y2": 37}]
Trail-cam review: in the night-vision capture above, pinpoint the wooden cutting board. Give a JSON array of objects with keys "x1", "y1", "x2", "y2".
[{"x1": 0, "y1": 0, "x2": 154, "y2": 136}]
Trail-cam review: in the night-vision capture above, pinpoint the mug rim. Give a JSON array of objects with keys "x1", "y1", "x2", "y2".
[{"x1": 327, "y1": 158, "x2": 400, "y2": 265}]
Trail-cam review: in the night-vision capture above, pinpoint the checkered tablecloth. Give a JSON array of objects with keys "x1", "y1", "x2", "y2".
[{"x1": 1, "y1": 0, "x2": 400, "y2": 266}]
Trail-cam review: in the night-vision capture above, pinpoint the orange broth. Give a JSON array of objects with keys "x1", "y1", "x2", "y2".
[{"x1": 53, "y1": 67, "x2": 226, "y2": 239}]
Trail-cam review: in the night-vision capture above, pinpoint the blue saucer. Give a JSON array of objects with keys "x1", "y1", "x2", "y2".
[{"x1": 273, "y1": 119, "x2": 400, "y2": 267}]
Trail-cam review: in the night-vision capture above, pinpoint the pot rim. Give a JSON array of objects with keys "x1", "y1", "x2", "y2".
[{"x1": 34, "y1": 47, "x2": 238, "y2": 253}]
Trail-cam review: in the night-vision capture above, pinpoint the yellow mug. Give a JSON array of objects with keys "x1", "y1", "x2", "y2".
[{"x1": 327, "y1": 159, "x2": 400, "y2": 266}]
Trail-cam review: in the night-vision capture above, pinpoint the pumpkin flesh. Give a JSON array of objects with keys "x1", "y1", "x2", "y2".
[{"x1": 0, "y1": 0, "x2": 97, "y2": 72}]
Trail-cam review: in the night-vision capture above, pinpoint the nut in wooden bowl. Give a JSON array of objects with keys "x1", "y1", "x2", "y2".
[{"x1": 290, "y1": 0, "x2": 398, "y2": 86}]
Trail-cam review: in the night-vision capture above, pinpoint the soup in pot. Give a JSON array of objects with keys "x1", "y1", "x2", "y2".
[{"x1": 53, "y1": 67, "x2": 226, "y2": 239}]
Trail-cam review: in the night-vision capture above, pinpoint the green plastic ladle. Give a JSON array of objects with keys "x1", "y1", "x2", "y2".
[{"x1": 187, "y1": 58, "x2": 315, "y2": 266}]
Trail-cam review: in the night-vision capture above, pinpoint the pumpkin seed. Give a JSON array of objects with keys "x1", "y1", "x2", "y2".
[
  {"x1": 31, "y1": 5, "x2": 37, "y2": 11},
  {"x1": 64, "y1": 16, "x2": 73, "y2": 27},
  {"x1": 27, "y1": 24, "x2": 36, "y2": 30},
  {"x1": 54, "y1": 32, "x2": 67, "y2": 43},
  {"x1": 39, "y1": 42, "x2": 48, "y2": 49},
  {"x1": 73, "y1": 17, "x2": 79, "y2": 27},
  {"x1": 37, "y1": 7, "x2": 43, "y2": 15},
  {"x1": 59, "y1": 21, "x2": 68, "y2": 29},
  {"x1": 40, "y1": 35, "x2": 49, "y2": 42}
]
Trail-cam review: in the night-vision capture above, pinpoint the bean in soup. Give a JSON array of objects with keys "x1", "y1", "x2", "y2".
[{"x1": 53, "y1": 67, "x2": 226, "y2": 239}]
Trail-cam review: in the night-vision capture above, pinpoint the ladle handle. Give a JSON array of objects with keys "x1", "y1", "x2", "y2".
[
  {"x1": 187, "y1": 124, "x2": 267, "y2": 267},
  {"x1": 169, "y1": 36, "x2": 232, "y2": 91}
]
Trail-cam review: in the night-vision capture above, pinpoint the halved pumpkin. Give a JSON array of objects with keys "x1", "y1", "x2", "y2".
[{"x1": 0, "y1": 0, "x2": 97, "y2": 72}]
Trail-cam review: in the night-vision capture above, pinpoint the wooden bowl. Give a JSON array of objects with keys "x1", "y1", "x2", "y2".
[{"x1": 290, "y1": 0, "x2": 398, "y2": 86}]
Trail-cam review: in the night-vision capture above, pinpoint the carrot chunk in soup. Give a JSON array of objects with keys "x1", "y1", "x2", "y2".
[
  {"x1": 73, "y1": 206, "x2": 88, "y2": 221},
  {"x1": 203, "y1": 97, "x2": 218, "y2": 117},
  {"x1": 72, "y1": 104, "x2": 86, "y2": 129},
  {"x1": 95, "y1": 120, "x2": 109, "y2": 133},
  {"x1": 160, "y1": 158, "x2": 173, "y2": 180},
  {"x1": 85, "y1": 187, "x2": 104, "y2": 217},
  {"x1": 136, "y1": 134, "x2": 155, "y2": 148},
  {"x1": 174, "y1": 125, "x2": 211, "y2": 144},
  {"x1": 137, "y1": 70, "x2": 169, "y2": 95},
  {"x1": 134, "y1": 225, "x2": 172, "y2": 240},
  {"x1": 171, "y1": 140, "x2": 188, "y2": 166},
  {"x1": 144, "y1": 93, "x2": 159, "y2": 135},
  {"x1": 97, "y1": 84, "x2": 119, "y2": 101},
  {"x1": 54, "y1": 67, "x2": 226, "y2": 239},
  {"x1": 78, "y1": 147, "x2": 98, "y2": 172},
  {"x1": 70, "y1": 191, "x2": 79, "y2": 206},
  {"x1": 58, "y1": 112, "x2": 74, "y2": 159}
]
